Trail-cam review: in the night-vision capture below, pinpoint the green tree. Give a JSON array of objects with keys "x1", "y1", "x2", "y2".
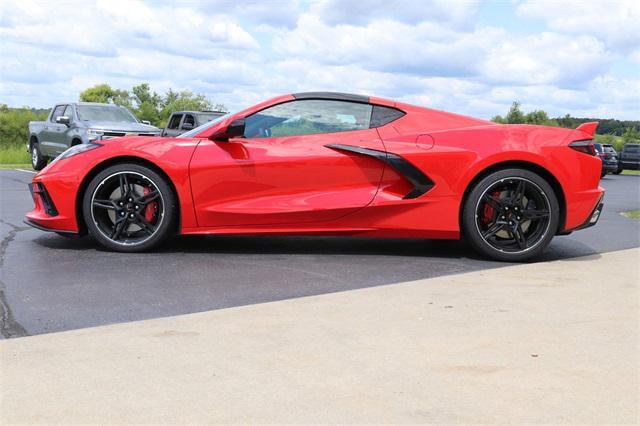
[
  {"x1": 131, "y1": 83, "x2": 162, "y2": 125},
  {"x1": 0, "y1": 108, "x2": 49, "y2": 147},
  {"x1": 621, "y1": 126, "x2": 640, "y2": 143},
  {"x1": 79, "y1": 84, "x2": 132, "y2": 108},
  {"x1": 159, "y1": 89, "x2": 216, "y2": 127},
  {"x1": 505, "y1": 101, "x2": 525, "y2": 124}
]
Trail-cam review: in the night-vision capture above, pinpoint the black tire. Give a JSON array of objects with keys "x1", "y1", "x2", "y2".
[
  {"x1": 600, "y1": 170, "x2": 606, "y2": 178},
  {"x1": 461, "y1": 168, "x2": 559, "y2": 262},
  {"x1": 613, "y1": 168, "x2": 623, "y2": 175},
  {"x1": 30, "y1": 141, "x2": 48, "y2": 171},
  {"x1": 82, "y1": 163, "x2": 176, "y2": 252}
]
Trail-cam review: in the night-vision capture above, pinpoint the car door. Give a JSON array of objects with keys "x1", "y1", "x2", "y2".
[
  {"x1": 162, "y1": 113, "x2": 183, "y2": 137},
  {"x1": 50, "y1": 104, "x2": 76, "y2": 155},
  {"x1": 189, "y1": 99, "x2": 386, "y2": 227},
  {"x1": 39, "y1": 105, "x2": 66, "y2": 156}
]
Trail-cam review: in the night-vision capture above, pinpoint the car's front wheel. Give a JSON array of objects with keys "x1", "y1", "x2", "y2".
[
  {"x1": 30, "y1": 142, "x2": 48, "y2": 170},
  {"x1": 461, "y1": 168, "x2": 559, "y2": 262},
  {"x1": 82, "y1": 163, "x2": 176, "y2": 252}
]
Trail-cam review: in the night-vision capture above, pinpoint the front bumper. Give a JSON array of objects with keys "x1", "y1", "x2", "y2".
[{"x1": 25, "y1": 177, "x2": 80, "y2": 234}]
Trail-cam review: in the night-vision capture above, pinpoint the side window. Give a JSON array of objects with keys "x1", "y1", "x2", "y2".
[
  {"x1": 167, "y1": 114, "x2": 183, "y2": 129},
  {"x1": 50, "y1": 105, "x2": 66, "y2": 123},
  {"x1": 182, "y1": 114, "x2": 195, "y2": 128},
  {"x1": 63, "y1": 105, "x2": 74, "y2": 122},
  {"x1": 370, "y1": 105, "x2": 405, "y2": 128},
  {"x1": 244, "y1": 100, "x2": 373, "y2": 138}
]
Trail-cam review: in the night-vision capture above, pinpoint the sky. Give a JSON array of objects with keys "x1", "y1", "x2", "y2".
[{"x1": 0, "y1": 0, "x2": 638, "y2": 119}]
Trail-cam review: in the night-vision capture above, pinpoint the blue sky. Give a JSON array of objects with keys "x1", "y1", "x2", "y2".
[{"x1": 0, "y1": 0, "x2": 638, "y2": 119}]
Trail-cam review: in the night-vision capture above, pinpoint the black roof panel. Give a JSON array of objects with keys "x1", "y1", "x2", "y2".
[{"x1": 292, "y1": 92, "x2": 369, "y2": 103}]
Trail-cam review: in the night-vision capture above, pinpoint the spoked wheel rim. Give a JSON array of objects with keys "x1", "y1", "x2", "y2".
[
  {"x1": 31, "y1": 146, "x2": 38, "y2": 165},
  {"x1": 474, "y1": 177, "x2": 552, "y2": 254},
  {"x1": 90, "y1": 171, "x2": 164, "y2": 246}
]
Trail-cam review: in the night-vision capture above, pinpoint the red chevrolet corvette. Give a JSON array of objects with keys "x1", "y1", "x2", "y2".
[{"x1": 25, "y1": 92, "x2": 604, "y2": 261}]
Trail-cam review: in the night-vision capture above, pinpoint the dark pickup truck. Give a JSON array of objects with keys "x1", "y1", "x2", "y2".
[
  {"x1": 161, "y1": 110, "x2": 227, "y2": 137},
  {"x1": 617, "y1": 143, "x2": 640, "y2": 172}
]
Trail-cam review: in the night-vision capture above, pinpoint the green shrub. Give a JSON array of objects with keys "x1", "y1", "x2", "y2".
[
  {"x1": 0, "y1": 144, "x2": 30, "y2": 164},
  {"x1": 0, "y1": 106, "x2": 49, "y2": 148}
]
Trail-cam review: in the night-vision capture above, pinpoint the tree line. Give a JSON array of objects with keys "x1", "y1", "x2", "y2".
[{"x1": 492, "y1": 101, "x2": 639, "y2": 150}]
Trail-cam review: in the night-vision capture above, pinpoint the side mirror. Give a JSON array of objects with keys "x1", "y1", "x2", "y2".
[
  {"x1": 182, "y1": 122, "x2": 194, "y2": 131},
  {"x1": 57, "y1": 116, "x2": 70, "y2": 126},
  {"x1": 141, "y1": 120, "x2": 151, "y2": 125},
  {"x1": 210, "y1": 118, "x2": 245, "y2": 141}
]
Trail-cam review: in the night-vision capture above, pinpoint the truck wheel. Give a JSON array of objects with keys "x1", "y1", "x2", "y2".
[
  {"x1": 613, "y1": 168, "x2": 623, "y2": 175},
  {"x1": 30, "y1": 142, "x2": 48, "y2": 171}
]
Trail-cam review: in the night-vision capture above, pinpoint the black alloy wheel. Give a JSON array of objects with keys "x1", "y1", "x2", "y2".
[
  {"x1": 82, "y1": 163, "x2": 176, "y2": 252},
  {"x1": 462, "y1": 169, "x2": 559, "y2": 261}
]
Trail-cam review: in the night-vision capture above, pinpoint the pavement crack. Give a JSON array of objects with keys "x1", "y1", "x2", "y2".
[
  {"x1": 0, "y1": 219, "x2": 30, "y2": 338},
  {"x1": 0, "y1": 282, "x2": 29, "y2": 338},
  {"x1": 0, "y1": 219, "x2": 30, "y2": 270}
]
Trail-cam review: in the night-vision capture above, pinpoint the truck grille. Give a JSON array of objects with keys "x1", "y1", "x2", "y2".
[{"x1": 101, "y1": 132, "x2": 157, "y2": 139}]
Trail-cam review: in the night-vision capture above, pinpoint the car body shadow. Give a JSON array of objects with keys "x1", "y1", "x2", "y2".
[{"x1": 33, "y1": 232, "x2": 600, "y2": 263}]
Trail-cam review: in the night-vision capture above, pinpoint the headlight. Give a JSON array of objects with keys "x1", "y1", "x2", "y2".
[
  {"x1": 86, "y1": 128, "x2": 104, "y2": 140},
  {"x1": 50, "y1": 143, "x2": 102, "y2": 165}
]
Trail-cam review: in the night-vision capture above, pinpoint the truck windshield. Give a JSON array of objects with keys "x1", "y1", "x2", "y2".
[{"x1": 77, "y1": 105, "x2": 138, "y2": 123}]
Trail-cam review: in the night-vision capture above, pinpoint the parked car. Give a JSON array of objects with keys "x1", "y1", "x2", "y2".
[
  {"x1": 24, "y1": 91, "x2": 605, "y2": 261},
  {"x1": 617, "y1": 143, "x2": 640, "y2": 172},
  {"x1": 28, "y1": 102, "x2": 162, "y2": 170},
  {"x1": 161, "y1": 111, "x2": 227, "y2": 137},
  {"x1": 594, "y1": 143, "x2": 619, "y2": 177}
]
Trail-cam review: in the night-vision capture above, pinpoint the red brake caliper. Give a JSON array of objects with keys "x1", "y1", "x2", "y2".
[
  {"x1": 142, "y1": 186, "x2": 157, "y2": 223},
  {"x1": 482, "y1": 190, "x2": 501, "y2": 224}
]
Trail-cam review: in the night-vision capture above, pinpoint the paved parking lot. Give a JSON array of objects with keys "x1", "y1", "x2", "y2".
[{"x1": 1, "y1": 169, "x2": 639, "y2": 338}]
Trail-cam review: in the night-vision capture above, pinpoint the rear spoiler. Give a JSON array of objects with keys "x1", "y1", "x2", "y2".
[{"x1": 576, "y1": 121, "x2": 598, "y2": 137}]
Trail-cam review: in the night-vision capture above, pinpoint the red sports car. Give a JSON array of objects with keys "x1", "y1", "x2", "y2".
[{"x1": 25, "y1": 92, "x2": 604, "y2": 261}]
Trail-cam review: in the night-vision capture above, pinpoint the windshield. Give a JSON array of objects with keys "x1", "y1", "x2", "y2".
[
  {"x1": 178, "y1": 112, "x2": 229, "y2": 138},
  {"x1": 77, "y1": 105, "x2": 139, "y2": 123}
]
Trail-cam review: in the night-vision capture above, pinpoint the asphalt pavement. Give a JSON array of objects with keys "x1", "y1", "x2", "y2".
[{"x1": 1, "y1": 169, "x2": 639, "y2": 338}]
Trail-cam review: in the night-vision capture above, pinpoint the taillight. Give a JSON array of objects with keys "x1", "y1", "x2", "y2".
[{"x1": 569, "y1": 140, "x2": 597, "y2": 156}]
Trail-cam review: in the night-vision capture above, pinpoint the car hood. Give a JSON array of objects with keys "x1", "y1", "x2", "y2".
[{"x1": 83, "y1": 121, "x2": 161, "y2": 133}]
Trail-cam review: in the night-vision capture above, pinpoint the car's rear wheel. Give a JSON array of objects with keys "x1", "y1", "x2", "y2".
[
  {"x1": 30, "y1": 142, "x2": 48, "y2": 171},
  {"x1": 82, "y1": 163, "x2": 176, "y2": 252},
  {"x1": 461, "y1": 168, "x2": 559, "y2": 262},
  {"x1": 613, "y1": 168, "x2": 622, "y2": 175}
]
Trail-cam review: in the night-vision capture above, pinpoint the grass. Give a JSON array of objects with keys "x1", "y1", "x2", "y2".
[
  {"x1": 0, "y1": 144, "x2": 30, "y2": 164},
  {"x1": 0, "y1": 163, "x2": 31, "y2": 169},
  {"x1": 621, "y1": 210, "x2": 640, "y2": 219},
  {"x1": 622, "y1": 169, "x2": 640, "y2": 175}
]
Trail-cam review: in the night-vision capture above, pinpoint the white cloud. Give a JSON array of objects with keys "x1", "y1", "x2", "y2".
[
  {"x1": 311, "y1": 0, "x2": 480, "y2": 28},
  {"x1": 481, "y1": 32, "x2": 611, "y2": 86},
  {"x1": 273, "y1": 14, "x2": 503, "y2": 77},
  {"x1": 0, "y1": 0, "x2": 637, "y2": 120},
  {"x1": 517, "y1": 0, "x2": 640, "y2": 53}
]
